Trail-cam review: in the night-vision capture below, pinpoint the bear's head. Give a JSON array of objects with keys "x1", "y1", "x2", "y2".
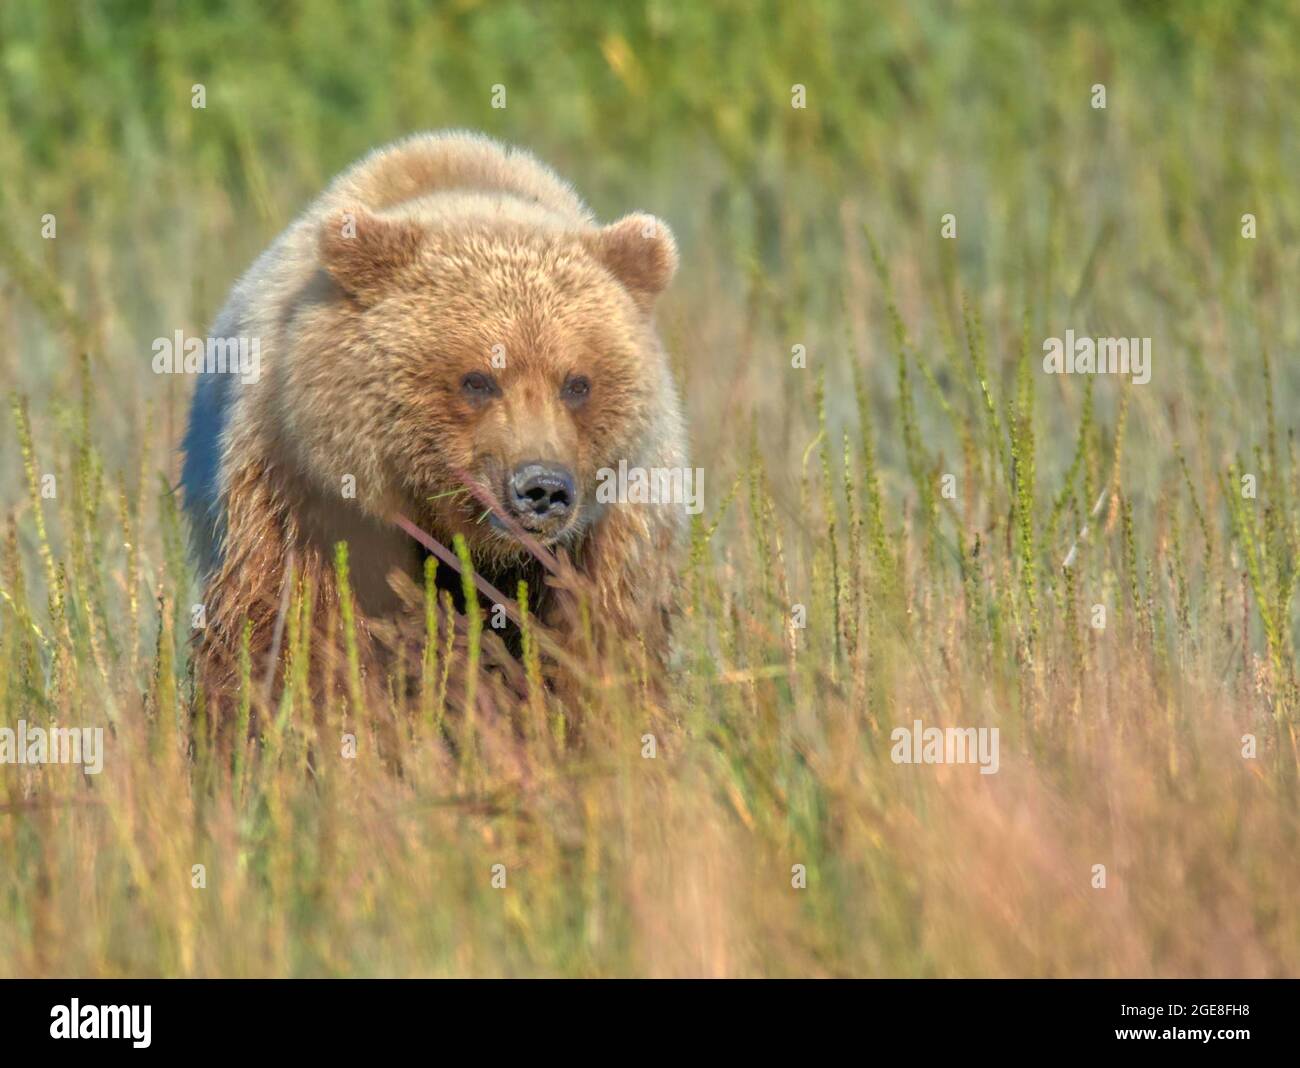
[{"x1": 283, "y1": 203, "x2": 678, "y2": 562}]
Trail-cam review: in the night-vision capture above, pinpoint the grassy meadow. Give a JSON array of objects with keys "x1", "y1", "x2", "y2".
[{"x1": 1, "y1": 0, "x2": 1299, "y2": 976}]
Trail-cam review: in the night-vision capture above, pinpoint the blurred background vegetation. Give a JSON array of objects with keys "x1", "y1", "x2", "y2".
[
  {"x1": 3, "y1": 0, "x2": 1298, "y2": 513},
  {"x1": 0, "y1": 0, "x2": 1298, "y2": 976}
]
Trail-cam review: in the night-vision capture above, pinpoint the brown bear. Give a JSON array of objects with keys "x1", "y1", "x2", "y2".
[{"x1": 181, "y1": 130, "x2": 688, "y2": 720}]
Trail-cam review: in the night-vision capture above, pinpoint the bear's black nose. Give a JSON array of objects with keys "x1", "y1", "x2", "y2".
[{"x1": 508, "y1": 462, "x2": 575, "y2": 521}]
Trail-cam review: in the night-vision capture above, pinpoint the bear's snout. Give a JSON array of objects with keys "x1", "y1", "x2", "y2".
[{"x1": 507, "y1": 461, "x2": 576, "y2": 526}]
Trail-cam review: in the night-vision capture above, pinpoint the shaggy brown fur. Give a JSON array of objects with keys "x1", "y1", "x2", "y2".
[{"x1": 183, "y1": 131, "x2": 687, "y2": 723}]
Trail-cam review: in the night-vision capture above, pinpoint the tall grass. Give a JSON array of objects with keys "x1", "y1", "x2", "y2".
[{"x1": 1, "y1": 0, "x2": 1298, "y2": 976}]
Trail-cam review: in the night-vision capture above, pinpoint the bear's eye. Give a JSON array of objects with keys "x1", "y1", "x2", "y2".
[
  {"x1": 461, "y1": 372, "x2": 498, "y2": 399},
  {"x1": 561, "y1": 375, "x2": 591, "y2": 405}
]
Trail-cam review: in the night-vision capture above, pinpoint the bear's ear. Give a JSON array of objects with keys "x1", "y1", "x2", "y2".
[
  {"x1": 584, "y1": 213, "x2": 678, "y2": 312},
  {"x1": 319, "y1": 206, "x2": 424, "y2": 300}
]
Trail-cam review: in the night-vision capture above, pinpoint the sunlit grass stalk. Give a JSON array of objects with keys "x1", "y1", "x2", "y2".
[
  {"x1": 10, "y1": 394, "x2": 61, "y2": 619},
  {"x1": 815, "y1": 368, "x2": 842, "y2": 665},
  {"x1": 437, "y1": 589, "x2": 455, "y2": 731},
  {"x1": 421, "y1": 555, "x2": 439, "y2": 731},
  {"x1": 518, "y1": 579, "x2": 545, "y2": 743},
  {"x1": 333, "y1": 541, "x2": 366, "y2": 721},
  {"x1": 233, "y1": 618, "x2": 252, "y2": 794},
  {"x1": 1009, "y1": 328, "x2": 1038, "y2": 651},
  {"x1": 453, "y1": 534, "x2": 482, "y2": 780}
]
